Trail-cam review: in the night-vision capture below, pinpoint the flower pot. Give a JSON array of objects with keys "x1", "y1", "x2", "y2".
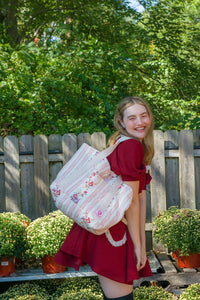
[
  {"x1": 41, "y1": 254, "x2": 66, "y2": 274},
  {"x1": 173, "y1": 251, "x2": 200, "y2": 268},
  {"x1": 0, "y1": 257, "x2": 15, "y2": 277}
]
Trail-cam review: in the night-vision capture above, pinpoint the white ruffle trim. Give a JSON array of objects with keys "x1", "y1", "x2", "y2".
[{"x1": 105, "y1": 229, "x2": 127, "y2": 247}]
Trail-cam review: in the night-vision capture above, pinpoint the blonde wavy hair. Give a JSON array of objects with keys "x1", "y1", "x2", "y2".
[{"x1": 108, "y1": 96, "x2": 154, "y2": 165}]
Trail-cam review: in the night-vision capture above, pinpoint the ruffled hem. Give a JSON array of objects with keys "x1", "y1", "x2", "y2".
[{"x1": 54, "y1": 222, "x2": 153, "y2": 285}]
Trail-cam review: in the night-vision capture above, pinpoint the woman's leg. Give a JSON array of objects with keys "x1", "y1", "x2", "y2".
[{"x1": 98, "y1": 275, "x2": 133, "y2": 299}]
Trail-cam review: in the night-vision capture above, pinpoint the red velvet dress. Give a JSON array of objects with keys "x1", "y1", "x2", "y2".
[{"x1": 54, "y1": 139, "x2": 152, "y2": 285}]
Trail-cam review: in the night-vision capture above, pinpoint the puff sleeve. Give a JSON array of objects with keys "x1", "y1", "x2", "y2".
[
  {"x1": 107, "y1": 139, "x2": 151, "y2": 193},
  {"x1": 107, "y1": 139, "x2": 145, "y2": 180}
]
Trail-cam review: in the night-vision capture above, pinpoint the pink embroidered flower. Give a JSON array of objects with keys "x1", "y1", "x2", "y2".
[
  {"x1": 56, "y1": 189, "x2": 61, "y2": 195},
  {"x1": 88, "y1": 182, "x2": 93, "y2": 186},
  {"x1": 96, "y1": 210, "x2": 103, "y2": 217},
  {"x1": 71, "y1": 194, "x2": 79, "y2": 203}
]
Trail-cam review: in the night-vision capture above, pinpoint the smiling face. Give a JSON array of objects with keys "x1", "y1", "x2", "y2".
[{"x1": 120, "y1": 104, "x2": 151, "y2": 141}]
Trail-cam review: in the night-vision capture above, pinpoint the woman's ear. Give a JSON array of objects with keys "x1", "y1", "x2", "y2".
[{"x1": 118, "y1": 119, "x2": 125, "y2": 129}]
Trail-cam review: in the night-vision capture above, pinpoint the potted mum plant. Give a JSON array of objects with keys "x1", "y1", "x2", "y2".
[
  {"x1": 133, "y1": 286, "x2": 177, "y2": 300},
  {"x1": 26, "y1": 210, "x2": 73, "y2": 273},
  {"x1": 0, "y1": 212, "x2": 30, "y2": 276},
  {"x1": 180, "y1": 283, "x2": 200, "y2": 300},
  {"x1": 153, "y1": 206, "x2": 200, "y2": 268}
]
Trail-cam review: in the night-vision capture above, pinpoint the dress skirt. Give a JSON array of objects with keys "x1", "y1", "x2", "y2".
[{"x1": 54, "y1": 221, "x2": 152, "y2": 285}]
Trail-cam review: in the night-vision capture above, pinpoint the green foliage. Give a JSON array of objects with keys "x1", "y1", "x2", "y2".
[
  {"x1": 0, "y1": 277, "x2": 103, "y2": 299},
  {"x1": 180, "y1": 284, "x2": 200, "y2": 300},
  {"x1": 26, "y1": 210, "x2": 73, "y2": 258},
  {"x1": 0, "y1": 212, "x2": 30, "y2": 259},
  {"x1": 0, "y1": 282, "x2": 49, "y2": 300},
  {"x1": 58, "y1": 291, "x2": 102, "y2": 299},
  {"x1": 51, "y1": 277, "x2": 102, "y2": 299},
  {"x1": 153, "y1": 206, "x2": 200, "y2": 256},
  {"x1": 0, "y1": 0, "x2": 199, "y2": 136},
  {"x1": 133, "y1": 285, "x2": 176, "y2": 300}
]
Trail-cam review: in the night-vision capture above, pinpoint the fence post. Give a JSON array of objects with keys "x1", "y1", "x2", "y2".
[
  {"x1": 151, "y1": 130, "x2": 166, "y2": 251},
  {"x1": 91, "y1": 132, "x2": 106, "y2": 150},
  {"x1": 0, "y1": 137, "x2": 5, "y2": 212},
  {"x1": 179, "y1": 130, "x2": 195, "y2": 209},
  {"x1": 34, "y1": 135, "x2": 49, "y2": 217},
  {"x1": 20, "y1": 135, "x2": 35, "y2": 219},
  {"x1": 194, "y1": 129, "x2": 200, "y2": 209},
  {"x1": 164, "y1": 130, "x2": 180, "y2": 208},
  {"x1": 4, "y1": 136, "x2": 20, "y2": 212},
  {"x1": 62, "y1": 134, "x2": 77, "y2": 165}
]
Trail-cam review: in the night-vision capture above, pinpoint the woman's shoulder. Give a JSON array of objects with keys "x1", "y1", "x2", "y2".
[{"x1": 117, "y1": 138, "x2": 144, "y2": 155}]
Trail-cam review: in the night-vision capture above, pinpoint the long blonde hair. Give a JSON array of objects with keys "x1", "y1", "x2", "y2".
[{"x1": 108, "y1": 96, "x2": 154, "y2": 165}]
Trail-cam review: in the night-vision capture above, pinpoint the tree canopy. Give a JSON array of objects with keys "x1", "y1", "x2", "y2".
[{"x1": 0, "y1": 0, "x2": 199, "y2": 137}]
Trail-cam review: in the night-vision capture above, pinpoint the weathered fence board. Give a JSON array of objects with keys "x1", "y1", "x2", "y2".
[
  {"x1": 0, "y1": 130, "x2": 199, "y2": 250},
  {"x1": 34, "y1": 135, "x2": 49, "y2": 218},
  {"x1": 194, "y1": 129, "x2": 200, "y2": 210},
  {"x1": 151, "y1": 130, "x2": 166, "y2": 217},
  {"x1": 179, "y1": 130, "x2": 196, "y2": 209},
  {"x1": 4, "y1": 136, "x2": 20, "y2": 212},
  {"x1": 20, "y1": 135, "x2": 35, "y2": 219},
  {"x1": 164, "y1": 130, "x2": 180, "y2": 209},
  {"x1": 0, "y1": 137, "x2": 5, "y2": 212},
  {"x1": 49, "y1": 134, "x2": 63, "y2": 211}
]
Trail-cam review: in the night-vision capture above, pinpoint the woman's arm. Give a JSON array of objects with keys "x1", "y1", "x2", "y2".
[
  {"x1": 139, "y1": 190, "x2": 147, "y2": 268},
  {"x1": 124, "y1": 180, "x2": 142, "y2": 271}
]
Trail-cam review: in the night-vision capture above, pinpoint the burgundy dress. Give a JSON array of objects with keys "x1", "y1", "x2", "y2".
[{"x1": 54, "y1": 139, "x2": 152, "y2": 285}]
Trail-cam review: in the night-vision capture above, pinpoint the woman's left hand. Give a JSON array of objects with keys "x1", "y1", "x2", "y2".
[{"x1": 140, "y1": 246, "x2": 147, "y2": 270}]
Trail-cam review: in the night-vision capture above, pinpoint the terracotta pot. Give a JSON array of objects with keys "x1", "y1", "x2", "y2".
[
  {"x1": 173, "y1": 251, "x2": 200, "y2": 268},
  {"x1": 41, "y1": 254, "x2": 66, "y2": 274},
  {"x1": 0, "y1": 257, "x2": 15, "y2": 277}
]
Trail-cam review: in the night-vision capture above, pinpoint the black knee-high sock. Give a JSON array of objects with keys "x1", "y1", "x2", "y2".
[{"x1": 103, "y1": 291, "x2": 133, "y2": 300}]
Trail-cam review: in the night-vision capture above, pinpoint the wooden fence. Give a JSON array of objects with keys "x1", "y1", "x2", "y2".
[{"x1": 0, "y1": 130, "x2": 199, "y2": 249}]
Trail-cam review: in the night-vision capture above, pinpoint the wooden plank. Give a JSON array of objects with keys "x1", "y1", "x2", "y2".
[
  {"x1": 0, "y1": 137, "x2": 5, "y2": 212},
  {"x1": 151, "y1": 131, "x2": 166, "y2": 216},
  {"x1": 19, "y1": 153, "x2": 64, "y2": 163},
  {"x1": 156, "y1": 253, "x2": 177, "y2": 273},
  {"x1": 20, "y1": 135, "x2": 35, "y2": 220},
  {"x1": 77, "y1": 133, "x2": 91, "y2": 148},
  {"x1": 0, "y1": 266, "x2": 96, "y2": 283},
  {"x1": 34, "y1": 135, "x2": 50, "y2": 218},
  {"x1": 62, "y1": 133, "x2": 77, "y2": 165},
  {"x1": 179, "y1": 130, "x2": 195, "y2": 209},
  {"x1": 91, "y1": 132, "x2": 106, "y2": 151},
  {"x1": 151, "y1": 131, "x2": 166, "y2": 251},
  {"x1": 4, "y1": 136, "x2": 20, "y2": 212},
  {"x1": 164, "y1": 131, "x2": 180, "y2": 208},
  {"x1": 139, "y1": 272, "x2": 200, "y2": 288},
  {"x1": 194, "y1": 129, "x2": 200, "y2": 210},
  {"x1": 49, "y1": 134, "x2": 63, "y2": 211}
]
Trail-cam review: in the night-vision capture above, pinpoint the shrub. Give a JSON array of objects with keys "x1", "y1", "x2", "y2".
[
  {"x1": 133, "y1": 286, "x2": 177, "y2": 300},
  {"x1": 180, "y1": 284, "x2": 200, "y2": 300},
  {"x1": 153, "y1": 206, "x2": 200, "y2": 256},
  {"x1": 0, "y1": 282, "x2": 49, "y2": 300},
  {"x1": 51, "y1": 277, "x2": 102, "y2": 299},
  {"x1": 58, "y1": 290, "x2": 102, "y2": 300},
  {"x1": 26, "y1": 210, "x2": 73, "y2": 258},
  {"x1": 0, "y1": 212, "x2": 30, "y2": 259}
]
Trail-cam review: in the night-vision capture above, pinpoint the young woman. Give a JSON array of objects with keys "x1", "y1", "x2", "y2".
[{"x1": 55, "y1": 96, "x2": 154, "y2": 300}]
